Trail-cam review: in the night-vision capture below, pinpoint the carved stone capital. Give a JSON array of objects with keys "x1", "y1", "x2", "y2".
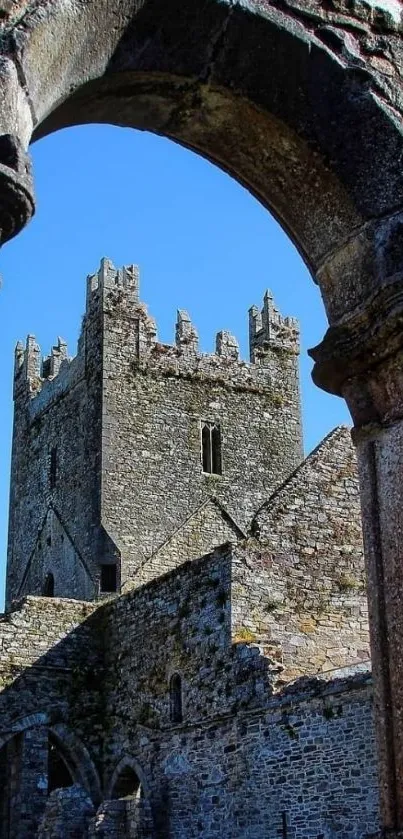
[
  {"x1": 309, "y1": 281, "x2": 403, "y2": 427},
  {"x1": 0, "y1": 134, "x2": 35, "y2": 244}
]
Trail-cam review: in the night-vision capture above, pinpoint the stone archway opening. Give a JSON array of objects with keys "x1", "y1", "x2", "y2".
[
  {"x1": 91, "y1": 758, "x2": 153, "y2": 837},
  {"x1": 48, "y1": 733, "x2": 75, "y2": 794},
  {"x1": 111, "y1": 764, "x2": 142, "y2": 801},
  {"x1": 1, "y1": 1, "x2": 403, "y2": 834}
]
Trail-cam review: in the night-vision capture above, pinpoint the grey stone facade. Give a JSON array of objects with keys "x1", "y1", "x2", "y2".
[
  {"x1": 7, "y1": 258, "x2": 302, "y2": 604},
  {"x1": 1, "y1": 0, "x2": 403, "y2": 832},
  {"x1": 0, "y1": 552, "x2": 378, "y2": 839},
  {"x1": 0, "y1": 258, "x2": 378, "y2": 837}
]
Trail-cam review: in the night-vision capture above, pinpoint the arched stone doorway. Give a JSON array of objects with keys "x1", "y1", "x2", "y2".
[
  {"x1": 1, "y1": 1, "x2": 403, "y2": 834},
  {"x1": 0, "y1": 716, "x2": 100, "y2": 838},
  {"x1": 91, "y1": 757, "x2": 153, "y2": 838}
]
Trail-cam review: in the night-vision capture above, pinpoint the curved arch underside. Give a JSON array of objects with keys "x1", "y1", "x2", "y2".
[{"x1": 0, "y1": 0, "x2": 403, "y2": 328}]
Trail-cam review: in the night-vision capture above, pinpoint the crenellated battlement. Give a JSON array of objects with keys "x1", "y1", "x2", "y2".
[
  {"x1": 13, "y1": 259, "x2": 300, "y2": 409},
  {"x1": 86, "y1": 257, "x2": 140, "y2": 308},
  {"x1": 92, "y1": 260, "x2": 299, "y2": 381},
  {"x1": 13, "y1": 334, "x2": 73, "y2": 401},
  {"x1": 249, "y1": 290, "x2": 299, "y2": 363}
]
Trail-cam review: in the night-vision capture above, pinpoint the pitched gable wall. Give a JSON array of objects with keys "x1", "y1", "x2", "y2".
[
  {"x1": 231, "y1": 427, "x2": 369, "y2": 681},
  {"x1": 128, "y1": 498, "x2": 244, "y2": 590}
]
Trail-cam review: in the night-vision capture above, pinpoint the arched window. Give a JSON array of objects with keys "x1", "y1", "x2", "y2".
[
  {"x1": 170, "y1": 673, "x2": 183, "y2": 724},
  {"x1": 201, "y1": 421, "x2": 222, "y2": 475},
  {"x1": 43, "y1": 573, "x2": 54, "y2": 597}
]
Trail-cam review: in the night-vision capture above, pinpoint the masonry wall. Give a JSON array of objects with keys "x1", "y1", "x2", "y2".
[
  {"x1": 134, "y1": 674, "x2": 379, "y2": 839},
  {"x1": 0, "y1": 595, "x2": 103, "y2": 838},
  {"x1": 231, "y1": 427, "x2": 369, "y2": 681},
  {"x1": 6, "y1": 287, "x2": 105, "y2": 604},
  {"x1": 101, "y1": 550, "x2": 379, "y2": 839},
  {"x1": 0, "y1": 597, "x2": 102, "y2": 752},
  {"x1": 103, "y1": 549, "x2": 273, "y2": 743},
  {"x1": 100, "y1": 259, "x2": 303, "y2": 582},
  {"x1": 0, "y1": 550, "x2": 379, "y2": 839},
  {"x1": 128, "y1": 498, "x2": 244, "y2": 590}
]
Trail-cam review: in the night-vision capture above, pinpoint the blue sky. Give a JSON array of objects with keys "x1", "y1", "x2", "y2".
[{"x1": 0, "y1": 125, "x2": 350, "y2": 608}]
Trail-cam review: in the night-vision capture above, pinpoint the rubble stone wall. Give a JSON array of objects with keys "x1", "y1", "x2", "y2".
[
  {"x1": 102, "y1": 550, "x2": 378, "y2": 839},
  {"x1": 128, "y1": 498, "x2": 244, "y2": 591},
  {"x1": 6, "y1": 287, "x2": 105, "y2": 604},
  {"x1": 0, "y1": 549, "x2": 379, "y2": 838},
  {"x1": 100, "y1": 259, "x2": 302, "y2": 582},
  {"x1": 231, "y1": 427, "x2": 369, "y2": 680},
  {"x1": 0, "y1": 596, "x2": 103, "y2": 768}
]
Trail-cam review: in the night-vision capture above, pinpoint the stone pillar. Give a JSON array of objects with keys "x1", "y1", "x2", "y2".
[
  {"x1": 310, "y1": 285, "x2": 403, "y2": 835},
  {"x1": 0, "y1": 58, "x2": 35, "y2": 244},
  {"x1": 18, "y1": 725, "x2": 49, "y2": 837}
]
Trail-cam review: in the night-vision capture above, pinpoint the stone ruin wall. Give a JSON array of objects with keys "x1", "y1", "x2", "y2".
[
  {"x1": 102, "y1": 549, "x2": 379, "y2": 839},
  {"x1": 128, "y1": 424, "x2": 369, "y2": 682},
  {"x1": 6, "y1": 288, "x2": 105, "y2": 604},
  {"x1": 0, "y1": 596, "x2": 103, "y2": 836},
  {"x1": 232, "y1": 426, "x2": 369, "y2": 680},
  {"x1": 127, "y1": 497, "x2": 244, "y2": 590},
  {"x1": 0, "y1": 545, "x2": 378, "y2": 838}
]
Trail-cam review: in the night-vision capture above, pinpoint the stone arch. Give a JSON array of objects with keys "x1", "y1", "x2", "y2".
[
  {"x1": 48, "y1": 724, "x2": 102, "y2": 805},
  {"x1": 0, "y1": 711, "x2": 49, "y2": 751},
  {"x1": 107, "y1": 756, "x2": 150, "y2": 801},
  {"x1": 0, "y1": 715, "x2": 101, "y2": 805},
  {"x1": 0, "y1": 0, "x2": 403, "y2": 330},
  {"x1": 2, "y1": 1, "x2": 403, "y2": 833}
]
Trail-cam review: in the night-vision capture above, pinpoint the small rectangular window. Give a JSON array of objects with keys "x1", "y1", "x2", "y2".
[
  {"x1": 100, "y1": 564, "x2": 117, "y2": 593},
  {"x1": 201, "y1": 421, "x2": 222, "y2": 475},
  {"x1": 49, "y1": 446, "x2": 57, "y2": 489}
]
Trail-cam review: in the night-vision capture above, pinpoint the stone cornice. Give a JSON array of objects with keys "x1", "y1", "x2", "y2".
[{"x1": 309, "y1": 280, "x2": 403, "y2": 398}]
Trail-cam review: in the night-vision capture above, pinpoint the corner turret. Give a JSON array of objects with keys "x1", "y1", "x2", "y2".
[
  {"x1": 13, "y1": 334, "x2": 72, "y2": 402},
  {"x1": 13, "y1": 334, "x2": 41, "y2": 399},
  {"x1": 86, "y1": 257, "x2": 140, "y2": 308},
  {"x1": 249, "y1": 291, "x2": 299, "y2": 363}
]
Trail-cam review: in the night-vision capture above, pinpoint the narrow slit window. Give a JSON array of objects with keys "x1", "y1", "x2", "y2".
[
  {"x1": 201, "y1": 421, "x2": 222, "y2": 475},
  {"x1": 43, "y1": 573, "x2": 54, "y2": 597},
  {"x1": 49, "y1": 446, "x2": 57, "y2": 489},
  {"x1": 170, "y1": 673, "x2": 183, "y2": 723},
  {"x1": 100, "y1": 563, "x2": 117, "y2": 593}
]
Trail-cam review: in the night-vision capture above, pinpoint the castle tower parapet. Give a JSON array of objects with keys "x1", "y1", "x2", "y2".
[
  {"x1": 13, "y1": 335, "x2": 42, "y2": 399},
  {"x1": 249, "y1": 290, "x2": 299, "y2": 363},
  {"x1": 25, "y1": 334, "x2": 41, "y2": 381},
  {"x1": 42, "y1": 337, "x2": 69, "y2": 379},
  {"x1": 13, "y1": 333, "x2": 73, "y2": 402},
  {"x1": 86, "y1": 257, "x2": 140, "y2": 309}
]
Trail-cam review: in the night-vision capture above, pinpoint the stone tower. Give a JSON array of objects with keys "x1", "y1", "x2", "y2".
[{"x1": 6, "y1": 258, "x2": 302, "y2": 605}]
